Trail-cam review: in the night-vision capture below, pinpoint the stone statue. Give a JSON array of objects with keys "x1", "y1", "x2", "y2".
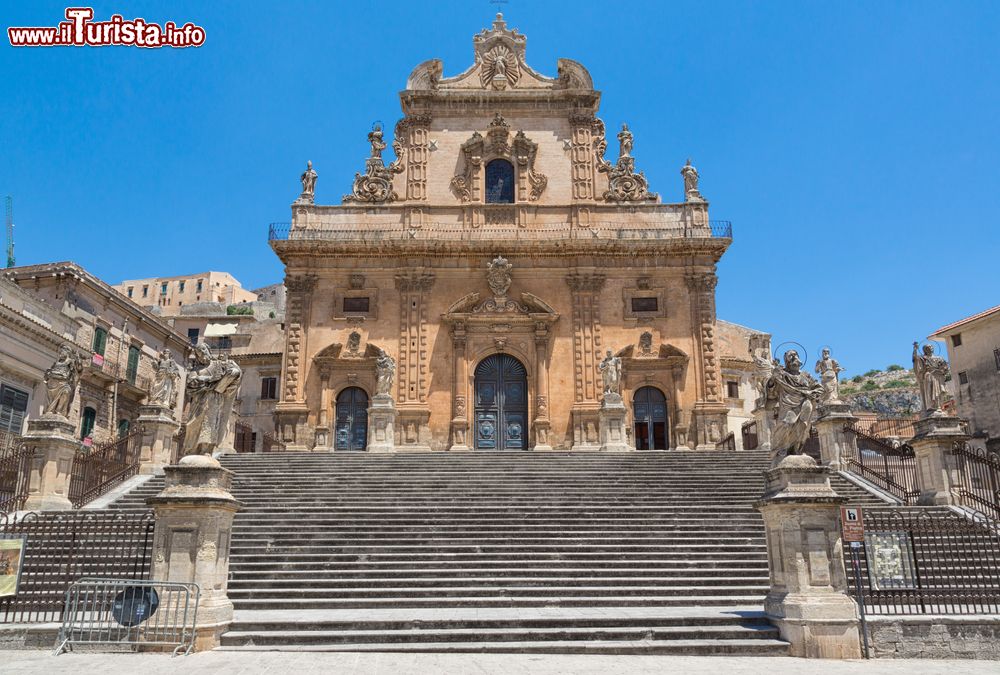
[
  {"x1": 298, "y1": 160, "x2": 318, "y2": 203},
  {"x1": 763, "y1": 349, "x2": 824, "y2": 465},
  {"x1": 150, "y1": 350, "x2": 181, "y2": 408},
  {"x1": 598, "y1": 349, "x2": 622, "y2": 396},
  {"x1": 375, "y1": 348, "x2": 396, "y2": 397},
  {"x1": 43, "y1": 344, "x2": 83, "y2": 418},
  {"x1": 368, "y1": 124, "x2": 387, "y2": 160},
  {"x1": 487, "y1": 255, "x2": 513, "y2": 298},
  {"x1": 618, "y1": 123, "x2": 633, "y2": 158},
  {"x1": 751, "y1": 346, "x2": 778, "y2": 410},
  {"x1": 912, "y1": 342, "x2": 949, "y2": 415},
  {"x1": 813, "y1": 348, "x2": 845, "y2": 405},
  {"x1": 681, "y1": 158, "x2": 704, "y2": 202},
  {"x1": 181, "y1": 344, "x2": 242, "y2": 456}
]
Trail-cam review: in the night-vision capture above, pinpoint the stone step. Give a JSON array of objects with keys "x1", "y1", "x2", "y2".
[
  {"x1": 215, "y1": 638, "x2": 789, "y2": 654},
  {"x1": 228, "y1": 585, "x2": 770, "y2": 600},
  {"x1": 230, "y1": 595, "x2": 768, "y2": 610}
]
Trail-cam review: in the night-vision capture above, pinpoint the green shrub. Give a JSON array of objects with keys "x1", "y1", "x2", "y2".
[
  {"x1": 885, "y1": 379, "x2": 908, "y2": 389},
  {"x1": 852, "y1": 375, "x2": 863, "y2": 383},
  {"x1": 862, "y1": 381, "x2": 879, "y2": 391},
  {"x1": 886, "y1": 364, "x2": 904, "y2": 372},
  {"x1": 863, "y1": 369, "x2": 880, "y2": 378},
  {"x1": 226, "y1": 304, "x2": 254, "y2": 316}
]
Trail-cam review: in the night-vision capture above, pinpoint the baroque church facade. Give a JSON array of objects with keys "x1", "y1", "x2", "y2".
[{"x1": 271, "y1": 15, "x2": 755, "y2": 453}]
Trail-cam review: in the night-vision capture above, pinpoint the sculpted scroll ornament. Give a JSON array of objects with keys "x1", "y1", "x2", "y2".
[
  {"x1": 343, "y1": 124, "x2": 405, "y2": 204},
  {"x1": 451, "y1": 115, "x2": 547, "y2": 202},
  {"x1": 594, "y1": 120, "x2": 655, "y2": 202}
]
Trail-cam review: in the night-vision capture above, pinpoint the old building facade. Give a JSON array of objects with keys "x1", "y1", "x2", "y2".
[{"x1": 271, "y1": 15, "x2": 739, "y2": 452}]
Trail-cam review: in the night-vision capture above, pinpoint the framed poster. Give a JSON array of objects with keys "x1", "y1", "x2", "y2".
[
  {"x1": 864, "y1": 531, "x2": 917, "y2": 591},
  {"x1": 0, "y1": 536, "x2": 27, "y2": 598}
]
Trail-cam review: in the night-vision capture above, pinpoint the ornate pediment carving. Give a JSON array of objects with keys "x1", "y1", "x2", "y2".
[
  {"x1": 342, "y1": 124, "x2": 405, "y2": 204},
  {"x1": 593, "y1": 119, "x2": 657, "y2": 203},
  {"x1": 450, "y1": 114, "x2": 547, "y2": 203}
]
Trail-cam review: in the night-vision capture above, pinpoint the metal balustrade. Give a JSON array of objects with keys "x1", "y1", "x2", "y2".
[
  {"x1": 68, "y1": 429, "x2": 143, "y2": 508},
  {"x1": 950, "y1": 442, "x2": 1000, "y2": 522},
  {"x1": 843, "y1": 424, "x2": 919, "y2": 504}
]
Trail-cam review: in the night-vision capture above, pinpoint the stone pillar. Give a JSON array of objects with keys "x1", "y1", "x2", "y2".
[
  {"x1": 755, "y1": 455, "x2": 862, "y2": 659},
  {"x1": 814, "y1": 403, "x2": 858, "y2": 472},
  {"x1": 532, "y1": 323, "x2": 553, "y2": 451},
  {"x1": 686, "y1": 270, "x2": 728, "y2": 449},
  {"x1": 22, "y1": 415, "x2": 78, "y2": 511},
  {"x1": 277, "y1": 274, "x2": 318, "y2": 450},
  {"x1": 314, "y1": 370, "x2": 331, "y2": 451},
  {"x1": 137, "y1": 404, "x2": 180, "y2": 475},
  {"x1": 367, "y1": 394, "x2": 396, "y2": 453},
  {"x1": 449, "y1": 322, "x2": 471, "y2": 452},
  {"x1": 599, "y1": 393, "x2": 632, "y2": 452},
  {"x1": 911, "y1": 414, "x2": 967, "y2": 506},
  {"x1": 148, "y1": 455, "x2": 240, "y2": 651},
  {"x1": 753, "y1": 406, "x2": 772, "y2": 452}
]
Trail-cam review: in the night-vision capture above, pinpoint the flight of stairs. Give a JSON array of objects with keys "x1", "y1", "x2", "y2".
[{"x1": 105, "y1": 450, "x2": 886, "y2": 654}]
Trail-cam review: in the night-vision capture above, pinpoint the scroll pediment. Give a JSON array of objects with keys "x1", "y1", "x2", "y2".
[
  {"x1": 314, "y1": 343, "x2": 343, "y2": 360},
  {"x1": 659, "y1": 344, "x2": 688, "y2": 361}
]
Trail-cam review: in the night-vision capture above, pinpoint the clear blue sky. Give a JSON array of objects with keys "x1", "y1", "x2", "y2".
[{"x1": 2, "y1": 1, "x2": 998, "y2": 376}]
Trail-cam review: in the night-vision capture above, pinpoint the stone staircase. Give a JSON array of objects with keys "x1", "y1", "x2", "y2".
[{"x1": 106, "y1": 450, "x2": 886, "y2": 654}]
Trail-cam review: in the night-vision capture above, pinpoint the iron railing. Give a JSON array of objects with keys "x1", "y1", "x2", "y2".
[
  {"x1": 846, "y1": 507, "x2": 1000, "y2": 615},
  {"x1": 268, "y1": 220, "x2": 733, "y2": 242},
  {"x1": 0, "y1": 510, "x2": 155, "y2": 623},
  {"x1": 55, "y1": 578, "x2": 199, "y2": 656},
  {"x1": 843, "y1": 425, "x2": 919, "y2": 504},
  {"x1": 741, "y1": 419, "x2": 759, "y2": 451},
  {"x1": 87, "y1": 355, "x2": 152, "y2": 392},
  {"x1": 68, "y1": 428, "x2": 143, "y2": 508},
  {"x1": 0, "y1": 434, "x2": 31, "y2": 513},
  {"x1": 715, "y1": 432, "x2": 736, "y2": 451},
  {"x1": 950, "y1": 442, "x2": 1000, "y2": 522},
  {"x1": 234, "y1": 421, "x2": 255, "y2": 453}
]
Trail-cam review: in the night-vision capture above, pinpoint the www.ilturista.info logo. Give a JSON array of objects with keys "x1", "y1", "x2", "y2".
[{"x1": 8, "y1": 7, "x2": 206, "y2": 48}]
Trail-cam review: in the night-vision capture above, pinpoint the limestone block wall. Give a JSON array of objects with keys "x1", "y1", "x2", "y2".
[{"x1": 868, "y1": 616, "x2": 1000, "y2": 659}]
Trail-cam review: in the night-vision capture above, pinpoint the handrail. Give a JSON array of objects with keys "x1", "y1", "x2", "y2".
[
  {"x1": 68, "y1": 428, "x2": 144, "y2": 508},
  {"x1": 843, "y1": 424, "x2": 919, "y2": 504},
  {"x1": 949, "y1": 442, "x2": 1000, "y2": 522}
]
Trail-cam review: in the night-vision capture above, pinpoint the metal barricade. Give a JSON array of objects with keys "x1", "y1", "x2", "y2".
[{"x1": 55, "y1": 578, "x2": 199, "y2": 656}]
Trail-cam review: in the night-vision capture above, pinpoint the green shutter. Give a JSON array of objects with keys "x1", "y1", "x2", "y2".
[
  {"x1": 0, "y1": 384, "x2": 29, "y2": 434},
  {"x1": 126, "y1": 346, "x2": 140, "y2": 384},
  {"x1": 92, "y1": 327, "x2": 107, "y2": 355},
  {"x1": 81, "y1": 407, "x2": 96, "y2": 440}
]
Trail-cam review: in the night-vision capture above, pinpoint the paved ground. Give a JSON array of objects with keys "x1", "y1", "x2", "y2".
[{"x1": 3, "y1": 650, "x2": 997, "y2": 674}]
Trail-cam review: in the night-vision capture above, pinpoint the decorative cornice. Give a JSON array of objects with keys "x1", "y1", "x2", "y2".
[
  {"x1": 394, "y1": 272, "x2": 436, "y2": 292},
  {"x1": 565, "y1": 272, "x2": 606, "y2": 292}
]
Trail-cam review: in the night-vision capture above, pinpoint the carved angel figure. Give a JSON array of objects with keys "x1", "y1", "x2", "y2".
[
  {"x1": 150, "y1": 350, "x2": 181, "y2": 408},
  {"x1": 912, "y1": 342, "x2": 949, "y2": 415},
  {"x1": 375, "y1": 348, "x2": 396, "y2": 397},
  {"x1": 598, "y1": 349, "x2": 623, "y2": 396},
  {"x1": 44, "y1": 344, "x2": 83, "y2": 417},
  {"x1": 182, "y1": 344, "x2": 242, "y2": 456},
  {"x1": 763, "y1": 349, "x2": 824, "y2": 465}
]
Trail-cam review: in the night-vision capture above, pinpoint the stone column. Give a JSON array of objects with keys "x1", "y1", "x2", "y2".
[
  {"x1": 367, "y1": 395, "x2": 396, "y2": 453},
  {"x1": 137, "y1": 404, "x2": 180, "y2": 475},
  {"x1": 532, "y1": 323, "x2": 553, "y2": 451},
  {"x1": 814, "y1": 403, "x2": 858, "y2": 472},
  {"x1": 599, "y1": 393, "x2": 632, "y2": 452},
  {"x1": 686, "y1": 270, "x2": 728, "y2": 449},
  {"x1": 22, "y1": 415, "x2": 78, "y2": 511},
  {"x1": 449, "y1": 322, "x2": 471, "y2": 452},
  {"x1": 147, "y1": 455, "x2": 240, "y2": 651},
  {"x1": 314, "y1": 370, "x2": 331, "y2": 450},
  {"x1": 755, "y1": 455, "x2": 862, "y2": 659},
  {"x1": 911, "y1": 414, "x2": 967, "y2": 506}
]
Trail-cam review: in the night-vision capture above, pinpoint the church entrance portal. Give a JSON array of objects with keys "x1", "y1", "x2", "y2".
[
  {"x1": 633, "y1": 386, "x2": 669, "y2": 450},
  {"x1": 335, "y1": 387, "x2": 369, "y2": 451},
  {"x1": 474, "y1": 354, "x2": 528, "y2": 450}
]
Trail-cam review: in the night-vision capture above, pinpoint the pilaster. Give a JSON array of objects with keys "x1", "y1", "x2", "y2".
[
  {"x1": 22, "y1": 415, "x2": 78, "y2": 511},
  {"x1": 910, "y1": 414, "x2": 967, "y2": 506},
  {"x1": 566, "y1": 271, "x2": 605, "y2": 451},
  {"x1": 686, "y1": 270, "x2": 726, "y2": 449},
  {"x1": 278, "y1": 273, "x2": 317, "y2": 450},
  {"x1": 394, "y1": 272, "x2": 435, "y2": 451}
]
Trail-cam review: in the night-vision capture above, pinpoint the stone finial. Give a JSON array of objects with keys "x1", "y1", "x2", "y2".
[{"x1": 343, "y1": 125, "x2": 404, "y2": 204}]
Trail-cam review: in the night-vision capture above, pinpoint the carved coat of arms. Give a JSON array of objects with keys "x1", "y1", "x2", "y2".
[{"x1": 487, "y1": 256, "x2": 513, "y2": 297}]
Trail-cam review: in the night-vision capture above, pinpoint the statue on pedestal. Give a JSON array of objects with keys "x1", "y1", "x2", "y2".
[
  {"x1": 598, "y1": 349, "x2": 622, "y2": 397},
  {"x1": 374, "y1": 348, "x2": 396, "y2": 397},
  {"x1": 43, "y1": 345, "x2": 83, "y2": 418},
  {"x1": 912, "y1": 342, "x2": 949, "y2": 415},
  {"x1": 297, "y1": 160, "x2": 318, "y2": 204},
  {"x1": 149, "y1": 351, "x2": 181, "y2": 408},
  {"x1": 681, "y1": 158, "x2": 705, "y2": 202},
  {"x1": 181, "y1": 344, "x2": 242, "y2": 456},
  {"x1": 814, "y1": 348, "x2": 845, "y2": 405},
  {"x1": 763, "y1": 349, "x2": 824, "y2": 464},
  {"x1": 751, "y1": 345, "x2": 778, "y2": 410}
]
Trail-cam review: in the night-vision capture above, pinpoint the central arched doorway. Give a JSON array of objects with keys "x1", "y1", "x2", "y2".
[
  {"x1": 335, "y1": 386, "x2": 369, "y2": 451},
  {"x1": 474, "y1": 354, "x2": 528, "y2": 450},
  {"x1": 633, "y1": 386, "x2": 669, "y2": 450}
]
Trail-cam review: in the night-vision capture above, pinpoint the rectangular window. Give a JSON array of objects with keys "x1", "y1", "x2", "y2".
[
  {"x1": 80, "y1": 406, "x2": 96, "y2": 440},
  {"x1": 343, "y1": 297, "x2": 371, "y2": 313},
  {"x1": 160, "y1": 282, "x2": 168, "y2": 296},
  {"x1": 187, "y1": 328, "x2": 200, "y2": 345},
  {"x1": 126, "y1": 345, "x2": 140, "y2": 385},
  {"x1": 260, "y1": 376, "x2": 278, "y2": 400},
  {"x1": 952, "y1": 333, "x2": 962, "y2": 347},
  {"x1": 0, "y1": 384, "x2": 29, "y2": 434},
  {"x1": 958, "y1": 371, "x2": 969, "y2": 385},
  {"x1": 197, "y1": 280, "x2": 204, "y2": 293},
  {"x1": 631, "y1": 297, "x2": 659, "y2": 313},
  {"x1": 127, "y1": 287, "x2": 134, "y2": 298},
  {"x1": 142, "y1": 285, "x2": 148, "y2": 298},
  {"x1": 92, "y1": 326, "x2": 108, "y2": 356},
  {"x1": 726, "y1": 381, "x2": 740, "y2": 399},
  {"x1": 995, "y1": 348, "x2": 1000, "y2": 372},
  {"x1": 179, "y1": 281, "x2": 185, "y2": 292}
]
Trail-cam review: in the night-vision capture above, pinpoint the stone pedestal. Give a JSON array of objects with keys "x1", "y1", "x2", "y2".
[
  {"x1": 599, "y1": 393, "x2": 632, "y2": 452},
  {"x1": 147, "y1": 455, "x2": 241, "y2": 651},
  {"x1": 137, "y1": 404, "x2": 180, "y2": 475},
  {"x1": 22, "y1": 415, "x2": 79, "y2": 511},
  {"x1": 448, "y1": 419, "x2": 471, "y2": 452},
  {"x1": 911, "y1": 413, "x2": 967, "y2": 506},
  {"x1": 532, "y1": 419, "x2": 554, "y2": 452},
  {"x1": 815, "y1": 403, "x2": 858, "y2": 472},
  {"x1": 367, "y1": 394, "x2": 396, "y2": 453},
  {"x1": 755, "y1": 455, "x2": 862, "y2": 659},
  {"x1": 691, "y1": 403, "x2": 728, "y2": 450},
  {"x1": 274, "y1": 404, "x2": 310, "y2": 451},
  {"x1": 753, "y1": 406, "x2": 773, "y2": 452}
]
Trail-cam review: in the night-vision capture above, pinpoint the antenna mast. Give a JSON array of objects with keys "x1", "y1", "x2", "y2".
[{"x1": 4, "y1": 196, "x2": 13, "y2": 268}]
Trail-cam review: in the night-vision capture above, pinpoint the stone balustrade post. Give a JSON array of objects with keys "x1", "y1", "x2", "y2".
[
  {"x1": 137, "y1": 404, "x2": 180, "y2": 475},
  {"x1": 598, "y1": 393, "x2": 631, "y2": 452},
  {"x1": 911, "y1": 414, "x2": 967, "y2": 506},
  {"x1": 755, "y1": 455, "x2": 862, "y2": 658},
  {"x1": 147, "y1": 455, "x2": 241, "y2": 651},
  {"x1": 367, "y1": 394, "x2": 396, "y2": 453},
  {"x1": 814, "y1": 403, "x2": 858, "y2": 472},
  {"x1": 22, "y1": 415, "x2": 79, "y2": 511}
]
